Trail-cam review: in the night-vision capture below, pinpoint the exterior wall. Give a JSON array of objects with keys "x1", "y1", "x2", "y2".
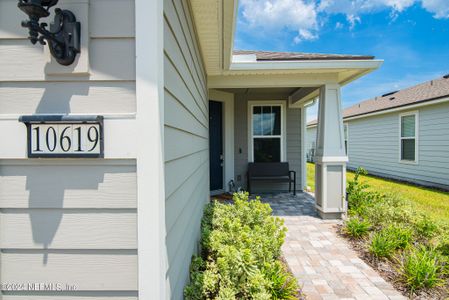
[
  {"x1": 0, "y1": 0, "x2": 138, "y2": 299},
  {"x1": 306, "y1": 126, "x2": 317, "y2": 162},
  {"x1": 347, "y1": 102, "x2": 449, "y2": 190},
  {"x1": 163, "y1": 0, "x2": 209, "y2": 298},
  {"x1": 234, "y1": 95, "x2": 302, "y2": 192}
]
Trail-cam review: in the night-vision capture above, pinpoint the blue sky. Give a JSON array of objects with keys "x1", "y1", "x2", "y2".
[{"x1": 234, "y1": 0, "x2": 449, "y2": 121}]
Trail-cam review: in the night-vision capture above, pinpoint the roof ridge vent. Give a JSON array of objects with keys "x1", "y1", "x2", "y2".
[
  {"x1": 443, "y1": 73, "x2": 449, "y2": 79},
  {"x1": 382, "y1": 91, "x2": 398, "y2": 97}
]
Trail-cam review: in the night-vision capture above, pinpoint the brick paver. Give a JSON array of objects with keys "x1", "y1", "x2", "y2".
[{"x1": 260, "y1": 193, "x2": 406, "y2": 300}]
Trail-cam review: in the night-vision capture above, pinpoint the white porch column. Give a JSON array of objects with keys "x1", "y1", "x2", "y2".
[{"x1": 314, "y1": 83, "x2": 347, "y2": 219}]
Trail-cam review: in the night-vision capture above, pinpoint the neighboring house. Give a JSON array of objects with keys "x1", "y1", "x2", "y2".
[
  {"x1": 307, "y1": 75, "x2": 449, "y2": 190},
  {"x1": 0, "y1": 1, "x2": 382, "y2": 299}
]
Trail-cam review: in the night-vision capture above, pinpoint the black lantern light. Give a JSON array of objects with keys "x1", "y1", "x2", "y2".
[{"x1": 18, "y1": 0, "x2": 81, "y2": 66}]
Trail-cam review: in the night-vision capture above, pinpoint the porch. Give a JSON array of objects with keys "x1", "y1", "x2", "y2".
[{"x1": 208, "y1": 82, "x2": 352, "y2": 219}]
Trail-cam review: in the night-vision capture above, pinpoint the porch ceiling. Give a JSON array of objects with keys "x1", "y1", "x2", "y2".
[
  {"x1": 218, "y1": 87, "x2": 298, "y2": 98},
  {"x1": 216, "y1": 87, "x2": 319, "y2": 105}
]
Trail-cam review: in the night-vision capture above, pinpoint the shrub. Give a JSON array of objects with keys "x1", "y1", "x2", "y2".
[
  {"x1": 344, "y1": 217, "x2": 371, "y2": 239},
  {"x1": 398, "y1": 246, "x2": 446, "y2": 292},
  {"x1": 346, "y1": 167, "x2": 370, "y2": 209},
  {"x1": 369, "y1": 225, "x2": 412, "y2": 258},
  {"x1": 436, "y1": 235, "x2": 449, "y2": 257},
  {"x1": 264, "y1": 260, "x2": 299, "y2": 300},
  {"x1": 413, "y1": 215, "x2": 438, "y2": 240},
  {"x1": 369, "y1": 230, "x2": 398, "y2": 258},
  {"x1": 184, "y1": 192, "x2": 298, "y2": 299}
]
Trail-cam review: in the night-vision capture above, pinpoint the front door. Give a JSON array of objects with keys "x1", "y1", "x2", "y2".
[{"x1": 209, "y1": 101, "x2": 223, "y2": 191}]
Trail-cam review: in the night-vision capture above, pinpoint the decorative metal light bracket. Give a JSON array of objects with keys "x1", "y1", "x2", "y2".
[{"x1": 18, "y1": 0, "x2": 81, "y2": 66}]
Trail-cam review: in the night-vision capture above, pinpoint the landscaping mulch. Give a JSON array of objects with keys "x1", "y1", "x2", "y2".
[{"x1": 337, "y1": 224, "x2": 449, "y2": 300}]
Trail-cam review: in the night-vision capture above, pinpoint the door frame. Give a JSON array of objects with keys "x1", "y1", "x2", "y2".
[{"x1": 209, "y1": 89, "x2": 234, "y2": 194}]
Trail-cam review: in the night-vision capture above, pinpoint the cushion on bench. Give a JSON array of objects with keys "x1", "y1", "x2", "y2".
[{"x1": 248, "y1": 162, "x2": 290, "y2": 177}]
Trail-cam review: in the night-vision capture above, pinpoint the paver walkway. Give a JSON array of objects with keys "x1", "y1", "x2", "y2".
[{"x1": 260, "y1": 193, "x2": 406, "y2": 300}]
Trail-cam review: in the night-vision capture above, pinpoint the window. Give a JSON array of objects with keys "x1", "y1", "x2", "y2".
[
  {"x1": 344, "y1": 123, "x2": 348, "y2": 155},
  {"x1": 400, "y1": 112, "x2": 418, "y2": 162},
  {"x1": 250, "y1": 104, "x2": 284, "y2": 162}
]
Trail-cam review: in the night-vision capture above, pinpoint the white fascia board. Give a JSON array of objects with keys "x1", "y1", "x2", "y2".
[
  {"x1": 223, "y1": 0, "x2": 239, "y2": 69},
  {"x1": 229, "y1": 59, "x2": 383, "y2": 71}
]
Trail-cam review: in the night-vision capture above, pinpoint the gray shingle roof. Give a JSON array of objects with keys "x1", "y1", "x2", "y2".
[
  {"x1": 233, "y1": 50, "x2": 375, "y2": 61},
  {"x1": 308, "y1": 74, "x2": 449, "y2": 126}
]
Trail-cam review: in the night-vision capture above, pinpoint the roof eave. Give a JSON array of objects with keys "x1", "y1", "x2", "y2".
[{"x1": 229, "y1": 59, "x2": 383, "y2": 71}]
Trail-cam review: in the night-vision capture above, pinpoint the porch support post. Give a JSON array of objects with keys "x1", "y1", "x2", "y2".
[{"x1": 314, "y1": 83, "x2": 347, "y2": 219}]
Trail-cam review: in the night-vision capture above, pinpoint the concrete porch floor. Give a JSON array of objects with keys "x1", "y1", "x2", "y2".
[{"x1": 259, "y1": 193, "x2": 406, "y2": 300}]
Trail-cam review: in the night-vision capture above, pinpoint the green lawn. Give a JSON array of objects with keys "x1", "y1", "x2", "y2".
[{"x1": 307, "y1": 163, "x2": 449, "y2": 224}]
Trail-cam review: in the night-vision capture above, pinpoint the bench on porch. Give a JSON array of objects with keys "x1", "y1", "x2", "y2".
[{"x1": 247, "y1": 162, "x2": 296, "y2": 195}]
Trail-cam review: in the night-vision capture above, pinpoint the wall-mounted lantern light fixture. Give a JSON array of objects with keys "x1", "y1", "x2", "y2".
[{"x1": 18, "y1": 0, "x2": 81, "y2": 66}]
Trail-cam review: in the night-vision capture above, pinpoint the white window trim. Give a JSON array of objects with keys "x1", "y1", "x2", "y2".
[
  {"x1": 399, "y1": 110, "x2": 419, "y2": 164},
  {"x1": 247, "y1": 101, "x2": 287, "y2": 162}
]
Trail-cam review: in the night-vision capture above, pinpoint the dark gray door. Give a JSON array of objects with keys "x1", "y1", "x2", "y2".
[{"x1": 209, "y1": 101, "x2": 223, "y2": 191}]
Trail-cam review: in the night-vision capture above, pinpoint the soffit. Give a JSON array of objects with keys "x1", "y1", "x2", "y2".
[{"x1": 189, "y1": 0, "x2": 236, "y2": 76}]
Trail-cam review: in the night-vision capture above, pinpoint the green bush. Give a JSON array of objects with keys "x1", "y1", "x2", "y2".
[
  {"x1": 398, "y1": 246, "x2": 447, "y2": 292},
  {"x1": 344, "y1": 217, "x2": 371, "y2": 239},
  {"x1": 184, "y1": 192, "x2": 298, "y2": 299}
]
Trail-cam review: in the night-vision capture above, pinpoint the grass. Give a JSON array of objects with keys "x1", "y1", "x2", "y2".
[{"x1": 307, "y1": 162, "x2": 449, "y2": 225}]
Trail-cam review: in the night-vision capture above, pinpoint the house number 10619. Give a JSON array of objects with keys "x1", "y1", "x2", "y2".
[{"x1": 30, "y1": 123, "x2": 102, "y2": 156}]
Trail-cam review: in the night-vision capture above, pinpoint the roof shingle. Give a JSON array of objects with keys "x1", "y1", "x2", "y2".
[
  {"x1": 233, "y1": 50, "x2": 375, "y2": 61},
  {"x1": 308, "y1": 75, "x2": 449, "y2": 126}
]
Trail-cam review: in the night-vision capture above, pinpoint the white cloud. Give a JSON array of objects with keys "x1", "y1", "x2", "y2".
[
  {"x1": 238, "y1": 0, "x2": 449, "y2": 43},
  {"x1": 239, "y1": 0, "x2": 319, "y2": 43},
  {"x1": 421, "y1": 0, "x2": 449, "y2": 18},
  {"x1": 318, "y1": 0, "x2": 415, "y2": 17}
]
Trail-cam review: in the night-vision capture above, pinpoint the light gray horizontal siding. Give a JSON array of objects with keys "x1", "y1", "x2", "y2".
[
  {"x1": 233, "y1": 96, "x2": 303, "y2": 192},
  {"x1": 0, "y1": 160, "x2": 138, "y2": 296},
  {"x1": 347, "y1": 102, "x2": 449, "y2": 189},
  {"x1": 0, "y1": 0, "x2": 138, "y2": 296},
  {"x1": 306, "y1": 126, "x2": 317, "y2": 162},
  {"x1": 163, "y1": 0, "x2": 208, "y2": 299}
]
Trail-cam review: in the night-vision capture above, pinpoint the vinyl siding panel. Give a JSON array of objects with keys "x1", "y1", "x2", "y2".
[
  {"x1": 0, "y1": 0, "x2": 138, "y2": 298},
  {"x1": 0, "y1": 160, "x2": 138, "y2": 296},
  {"x1": 347, "y1": 102, "x2": 449, "y2": 190},
  {"x1": 163, "y1": 0, "x2": 208, "y2": 299},
  {"x1": 306, "y1": 126, "x2": 317, "y2": 161},
  {"x1": 233, "y1": 96, "x2": 303, "y2": 192}
]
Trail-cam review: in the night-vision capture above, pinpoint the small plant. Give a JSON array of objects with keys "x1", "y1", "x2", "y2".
[
  {"x1": 344, "y1": 217, "x2": 371, "y2": 239},
  {"x1": 414, "y1": 216, "x2": 438, "y2": 239},
  {"x1": 387, "y1": 225, "x2": 413, "y2": 249},
  {"x1": 346, "y1": 167, "x2": 369, "y2": 209},
  {"x1": 436, "y1": 235, "x2": 449, "y2": 256},
  {"x1": 369, "y1": 225, "x2": 412, "y2": 258},
  {"x1": 369, "y1": 230, "x2": 398, "y2": 258},
  {"x1": 398, "y1": 246, "x2": 446, "y2": 292},
  {"x1": 264, "y1": 261, "x2": 299, "y2": 300}
]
